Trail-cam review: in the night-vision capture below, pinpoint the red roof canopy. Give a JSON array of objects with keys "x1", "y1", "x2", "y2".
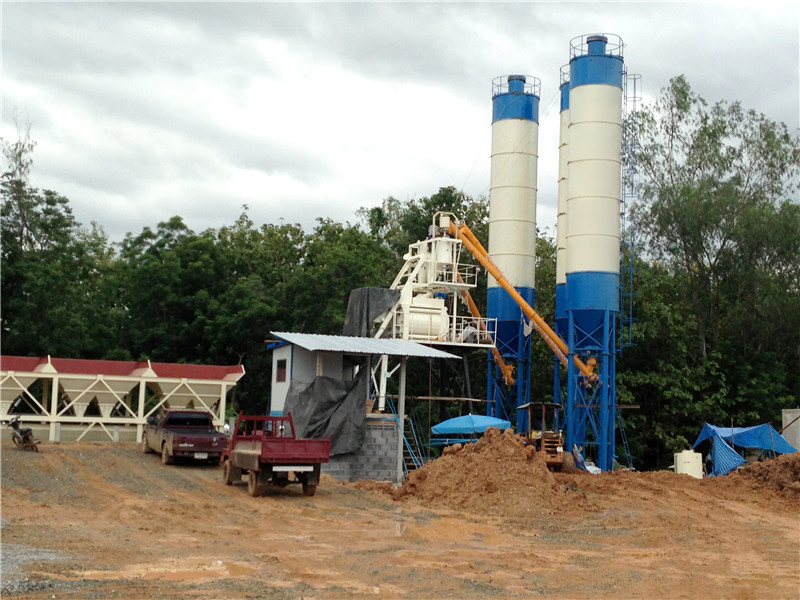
[{"x1": 1, "y1": 355, "x2": 245, "y2": 382}]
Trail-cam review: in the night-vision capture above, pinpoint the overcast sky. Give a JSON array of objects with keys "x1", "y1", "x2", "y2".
[{"x1": 3, "y1": 2, "x2": 798, "y2": 243}]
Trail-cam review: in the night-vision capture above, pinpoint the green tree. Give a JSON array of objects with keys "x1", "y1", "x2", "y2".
[
  {"x1": 206, "y1": 212, "x2": 307, "y2": 413},
  {"x1": 634, "y1": 75, "x2": 800, "y2": 362},
  {"x1": 287, "y1": 218, "x2": 396, "y2": 335},
  {"x1": 116, "y1": 217, "x2": 194, "y2": 360},
  {"x1": 629, "y1": 75, "x2": 800, "y2": 454},
  {"x1": 1, "y1": 125, "x2": 116, "y2": 358},
  {"x1": 618, "y1": 259, "x2": 729, "y2": 468}
]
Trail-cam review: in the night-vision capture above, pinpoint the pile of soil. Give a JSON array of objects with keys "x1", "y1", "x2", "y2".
[
  {"x1": 378, "y1": 428, "x2": 800, "y2": 521},
  {"x1": 389, "y1": 427, "x2": 597, "y2": 519},
  {"x1": 732, "y1": 452, "x2": 800, "y2": 497}
]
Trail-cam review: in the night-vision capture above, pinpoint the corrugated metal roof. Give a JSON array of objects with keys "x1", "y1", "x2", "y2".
[{"x1": 270, "y1": 332, "x2": 459, "y2": 359}]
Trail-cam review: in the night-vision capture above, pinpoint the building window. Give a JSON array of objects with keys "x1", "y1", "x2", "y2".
[{"x1": 276, "y1": 359, "x2": 287, "y2": 382}]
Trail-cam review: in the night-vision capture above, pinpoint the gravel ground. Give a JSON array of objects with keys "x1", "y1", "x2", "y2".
[
  {"x1": 2, "y1": 442, "x2": 799, "y2": 599},
  {"x1": 1, "y1": 518, "x2": 69, "y2": 597}
]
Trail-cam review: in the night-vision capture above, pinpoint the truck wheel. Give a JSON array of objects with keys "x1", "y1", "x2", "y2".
[
  {"x1": 142, "y1": 436, "x2": 153, "y2": 454},
  {"x1": 247, "y1": 471, "x2": 263, "y2": 497},
  {"x1": 302, "y1": 482, "x2": 317, "y2": 497},
  {"x1": 161, "y1": 444, "x2": 174, "y2": 465},
  {"x1": 223, "y1": 460, "x2": 241, "y2": 485}
]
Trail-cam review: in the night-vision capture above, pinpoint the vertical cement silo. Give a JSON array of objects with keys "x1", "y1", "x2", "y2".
[
  {"x1": 555, "y1": 65, "x2": 571, "y2": 341},
  {"x1": 565, "y1": 34, "x2": 624, "y2": 471},
  {"x1": 554, "y1": 65, "x2": 571, "y2": 412},
  {"x1": 487, "y1": 74, "x2": 540, "y2": 425}
]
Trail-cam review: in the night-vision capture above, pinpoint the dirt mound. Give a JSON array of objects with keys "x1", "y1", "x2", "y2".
[
  {"x1": 350, "y1": 478, "x2": 394, "y2": 494},
  {"x1": 390, "y1": 428, "x2": 597, "y2": 519},
  {"x1": 732, "y1": 452, "x2": 800, "y2": 497},
  {"x1": 385, "y1": 430, "x2": 800, "y2": 520}
]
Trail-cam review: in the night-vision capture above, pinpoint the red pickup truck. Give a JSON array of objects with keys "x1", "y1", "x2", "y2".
[
  {"x1": 142, "y1": 409, "x2": 227, "y2": 465},
  {"x1": 221, "y1": 412, "x2": 330, "y2": 497}
]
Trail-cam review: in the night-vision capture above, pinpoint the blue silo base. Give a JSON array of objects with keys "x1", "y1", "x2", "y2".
[
  {"x1": 565, "y1": 308, "x2": 617, "y2": 472},
  {"x1": 486, "y1": 318, "x2": 532, "y2": 432}
]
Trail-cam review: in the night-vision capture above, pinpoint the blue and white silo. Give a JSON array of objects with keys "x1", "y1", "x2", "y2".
[
  {"x1": 487, "y1": 74, "x2": 540, "y2": 425},
  {"x1": 554, "y1": 65, "x2": 571, "y2": 416},
  {"x1": 555, "y1": 65, "x2": 570, "y2": 341},
  {"x1": 565, "y1": 34, "x2": 624, "y2": 471}
]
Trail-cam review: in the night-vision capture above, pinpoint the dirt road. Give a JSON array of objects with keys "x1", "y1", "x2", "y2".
[{"x1": 1, "y1": 433, "x2": 798, "y2": 599}]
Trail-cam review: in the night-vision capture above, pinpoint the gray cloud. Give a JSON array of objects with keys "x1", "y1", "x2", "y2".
[{"x1": 2, "y1": 2, "x2": 797, "y2": 243}]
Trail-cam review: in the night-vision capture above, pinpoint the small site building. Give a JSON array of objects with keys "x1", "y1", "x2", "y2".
[{"x1": 269, "y1": 332, "x2": 458, "y2": 483}]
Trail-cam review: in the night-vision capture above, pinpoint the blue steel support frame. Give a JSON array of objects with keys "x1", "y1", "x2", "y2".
[
  {"x1": 486, "y1": 317, "x2": 531, "y2": 432},
  {"x1": 565, "y1": 310, "x2": 617, "y2": 471}
]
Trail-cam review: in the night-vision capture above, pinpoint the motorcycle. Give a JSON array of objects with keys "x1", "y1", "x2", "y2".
[{"x1": 5, "y1": 416, "x2": 40, "y2": 452}]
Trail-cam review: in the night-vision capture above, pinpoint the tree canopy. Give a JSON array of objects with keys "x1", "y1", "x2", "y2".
[{"x1": 623, "y1": 76, "x2": 800, "y2": 464}]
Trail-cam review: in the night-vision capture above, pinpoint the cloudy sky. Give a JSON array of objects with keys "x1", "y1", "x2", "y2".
[{"x1": 3, "y1": 2, "x2": 798, "y2": 242}]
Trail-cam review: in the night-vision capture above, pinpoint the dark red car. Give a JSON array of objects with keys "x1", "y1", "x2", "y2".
[{"x1": 142, "y1": 409, "x2": 227, "y2": 465}]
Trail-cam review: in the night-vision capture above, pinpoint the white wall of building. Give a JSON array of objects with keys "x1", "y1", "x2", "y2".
[{"x1": 270, "y1": 344, "x2": 346, "y2": 415}]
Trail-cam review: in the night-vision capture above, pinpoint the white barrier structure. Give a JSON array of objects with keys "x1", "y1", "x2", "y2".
[{"x1": 1, "y1": 355, "x2": 244, "y2": 443}]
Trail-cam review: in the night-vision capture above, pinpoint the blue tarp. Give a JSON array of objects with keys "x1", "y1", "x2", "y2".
[
  {"x1": 707, "y1": 434, "x2": 747, "y2": 476},
  {"x1": 693, "y1": 423, "x2": 797, "y2": 455},
  {"x1": 692, "y1": 422, "x2": 797, "y2": 476},
  {"x1": 431, "y1": 414, "x2": 511, "y2": 435}
]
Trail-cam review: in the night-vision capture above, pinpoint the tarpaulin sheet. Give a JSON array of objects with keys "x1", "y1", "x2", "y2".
[
  {"x1": 282, "y1": 368, "x2": 367, "y2": 456},
  {"x1": 692, "y1": 423, "x2": 797, "y2": 455},
  {"x1": 432, "y1": 414, "x2": 511, "y2": 435},
  {"x1": 342, "y1": 287, "x2": 400, "y2": 337},
  {"x1": 708, "y1": 434, "x2": 747, "y2": 476}
]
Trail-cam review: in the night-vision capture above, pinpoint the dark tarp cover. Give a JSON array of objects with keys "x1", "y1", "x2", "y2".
[
  {"x1": 282, "y1": 368, "x2": 367, "y2": 456},
  {"x1": 342, "y1": 287, "x2": 400, "y2": 337}
]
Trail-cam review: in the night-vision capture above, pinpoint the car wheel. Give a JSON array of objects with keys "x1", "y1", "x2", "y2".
[{"x1": 161, "y1": 444, "x2": 174, "y2": 465}]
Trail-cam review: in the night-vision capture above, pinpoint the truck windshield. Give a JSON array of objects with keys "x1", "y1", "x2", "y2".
[{"x1": 165, "y1": 414, "x2": 211, "y2": 428}]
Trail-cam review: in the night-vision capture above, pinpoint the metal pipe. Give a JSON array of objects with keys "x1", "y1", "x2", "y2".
[
  {"x1": 449, "y1": 221, "x2": 596, "y2": 380},
  {"x1": 458, "y1": 286, "x2": 514, "y2": 385}
]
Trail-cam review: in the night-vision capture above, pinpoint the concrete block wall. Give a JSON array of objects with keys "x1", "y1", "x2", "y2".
[{"x1": 323, "y1": 415, "x2": 398, "y2": 482}]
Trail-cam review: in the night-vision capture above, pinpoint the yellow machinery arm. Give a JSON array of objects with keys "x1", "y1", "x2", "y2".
[
  {"x1": 458, "y1": 286, "x2": 515, "y2": 386},
  {"x1": 448, "y1": 220, "x2": 597, "y2": 381}
]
